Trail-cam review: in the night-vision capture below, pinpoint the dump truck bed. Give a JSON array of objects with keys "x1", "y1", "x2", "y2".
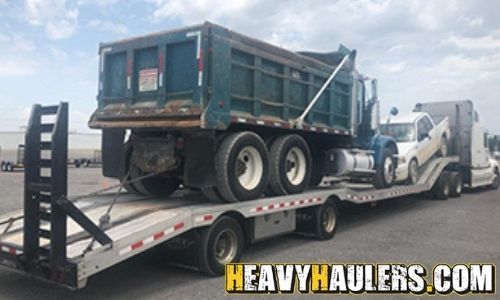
[{"x1": 90, "y1": 22, "x2": 354, "y2": 134}]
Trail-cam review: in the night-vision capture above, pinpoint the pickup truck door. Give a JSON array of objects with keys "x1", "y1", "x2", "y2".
[{"x1": 416, "y1": 117, "x2": 433, "y2": 163}]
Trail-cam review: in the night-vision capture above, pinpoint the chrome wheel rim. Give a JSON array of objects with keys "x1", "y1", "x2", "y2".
[
  {"x1": 285, "y1": 147, "x2": 307, "y2": 185},
  {"x1": 236, "y1": 146, "x2": 263, "y2": 190},
  {"x1": 213, "y1": 229, "x2": 238, "y2": 265},
  {"x1": 383, "y1": 157, "x2": 394, "y2": 184}
]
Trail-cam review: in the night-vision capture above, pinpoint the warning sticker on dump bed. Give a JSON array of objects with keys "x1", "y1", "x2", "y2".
[{"x1": 138, "y1": 68, "x2": 158, "y2": 92}]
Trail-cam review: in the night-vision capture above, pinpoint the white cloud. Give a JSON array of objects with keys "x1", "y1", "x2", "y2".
[
  {"x1": 447, "y1": 33, "x2": 500, "y2": 50},
  {"x1": 379, "y1": 61, "x2": 407, "y2": 74},
  {"x1": 77, "y1": 0, "x2": 119, "y2": 6},
  {"x1": 24, "y1": 0, "x2": 79, "y2": 40},
  {"x1": 88, "y1": 19, "x2": 127, "y2": 34},
  {"x1": 48, "y1": 45, "x2": 68, "y2": 60},
  {"x1": 0, "y1": 58, "x2": 39, "y2": 77}
]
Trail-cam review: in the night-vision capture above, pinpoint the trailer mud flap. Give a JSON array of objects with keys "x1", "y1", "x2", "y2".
[{"x1": 102, "y1": 128, "x2": 126, "y2": 179}]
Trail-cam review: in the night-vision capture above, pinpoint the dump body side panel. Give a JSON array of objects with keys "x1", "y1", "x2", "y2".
[{"x1": 91, "y1": 22, "x2": 354, "y2": 134}]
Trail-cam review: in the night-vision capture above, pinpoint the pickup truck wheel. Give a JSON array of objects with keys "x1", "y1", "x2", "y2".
[
  {"x1": 269, "y1": 135, "x2": 312, "y2": 195},
  {"x1": 215, "y1": 132, "x2": 269, "y2": 202},
  {"x1": 199, "y1": 216, "x2": 244, "y2": 276},
  {"x1": 407, "y1": 159, "x2": 418, "y2": 185},
  {"x1": 432, "y1": 170, "x2": 450, "y2": 200},
  {"x1": 373, "y1": 148, "x2": 395, "y2": 189},
  {"x1": 438, "y1": 136, "x2": 448, "y2": 157},
  {"x1": 449, "y1": 171, "x2": 463, "y2": 197},
  {"x1": 129, "y1": 164, "x2": 180, "y2": 197}
]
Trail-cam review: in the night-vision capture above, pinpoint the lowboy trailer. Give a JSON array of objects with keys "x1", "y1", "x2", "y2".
[{"x1": 0, "y1": 103, "x2": 469, "y2": 289}]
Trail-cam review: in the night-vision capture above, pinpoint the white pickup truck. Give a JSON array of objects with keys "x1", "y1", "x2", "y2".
[{"x1": 381, "y1": 112, "x2": 450, "y2": 184}]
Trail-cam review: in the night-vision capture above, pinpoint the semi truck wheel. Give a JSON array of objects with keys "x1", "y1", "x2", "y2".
[
  {"x1": 269, "y1": 135, "x2": 312, "y2": 195},
  {"x1": 489, "y1": 169, "x2": 500, "y2": 190},
  {"x1": 128, "y1": 164, "x2": 180, "y2": 197},
  {"x1": 432, "y1": 170, "x2": 450, "y2": 200},
  {"x1": 215, "y1": 132, "x2": 269, "y2": 202},
  {"x1": 449, "y1": 171, "x2": 463, "y2": 197},
  {"x1": 373, "y1": 148, "x2": 395, "y2": 189},
  {"x1": 199, "y1": 216, "x2": 244, "y2": 276},
  {"x1": 407, "y1": 159, "x2": 418, "y2": 185}
]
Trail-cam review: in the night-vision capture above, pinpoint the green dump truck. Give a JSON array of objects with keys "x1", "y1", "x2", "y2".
[{"x1": 89, "y1": 22, "x2": 398, "y2": 203}]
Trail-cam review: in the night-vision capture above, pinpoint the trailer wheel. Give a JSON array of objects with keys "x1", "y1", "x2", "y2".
[
  {"x1": 313, "y1": 199, "x2": 338, "y2": 240},
  {"x1": 199, "y1": 216, "x2": 244, "y2": 276},
  {"x1": 129, "y1": 164, "x2": 180, "y2": 197},
  {"x1": 407, "y1": 159, "x2": 418, "y2": 185},
  {"x1": 201, "y1": 187, "x2": 225, "y2": 203},
  {"x1": 268, "y1": 135, "x2": 312, "y2": 195},
  {"x1": 449, "y1": 171, "x2": 463, "y2": 197},
  {"x1": 489, "y1": 169, "x2": 499, "y2": 190},
  {"x1": 438, "y1": 136, "x2": 448, "y2": 157},
  {"x1": 0, "y1": 162, "x2": 4, "y2": 172},
  {"x1": 373, "y1": 148, "x2": 395, "y2": 189},
  {"x1": 432, "y1": 170, "x2": 451, "y2": 200},
  {"x1": 215, "y1": 132, "x2": 269, "y2": 202},
  {"x1": 7, "y1": 163, "x2": 14, "y2": 172}
]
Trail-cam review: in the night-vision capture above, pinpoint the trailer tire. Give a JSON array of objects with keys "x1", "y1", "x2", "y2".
[
  {"x1": 432, "y1": 170, "x2": 451, "y2": 200},
  {"x1": 0, "y1": 162, "x2": 5, "y2": 172},
  {"x1": 129, "y1": 164, "x2": 180, "y2": 197},
  {"x1": 7, "y1": 163, "x2": 14, "y2": 172},
  {"x1": 199, "y1": 216, "x2": 244, "y2": 276},
  {"x1": 373, "y1": 148, "x2": 395, "y2": 189},
  {"x1": 269, "y1": 135, "x2": 312, "y2": 195},
  {"x1": 449, "y1": 171, "x2": 463, "y2": 197},
  {"x1": 215, "y1": 132, "x2": 269, "y2": 202},
  {"x1": 201, "y1": 187, "x2": 225, "y2": 203},
  {"x1": 313, "y1": 199, "x2": 338, "y2": 240}
]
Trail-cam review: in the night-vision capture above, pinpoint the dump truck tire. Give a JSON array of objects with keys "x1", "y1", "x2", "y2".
[
  {"x1": 129, "y1": 164, "x2": 180, "y2": 197},
  {"x1": 269, "y1": 134, "x2": 312, "y2": 195},
  {"x1": 199, "y1": 216, "x2": 244, "y2": 276},
  {"x1": 215, "y1": 132, "x2": 269, "y2": 202},
  {"x1": 373, "y1": 148, "x2": 395, "y2": 189},
  {"x1": 201, "y1": 187, "x2": 225, "y2": 203}
]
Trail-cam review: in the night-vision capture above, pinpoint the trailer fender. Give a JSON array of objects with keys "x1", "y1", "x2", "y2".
[{"x1": 370, "y1": 135, "x2": 398, "y2": 167}]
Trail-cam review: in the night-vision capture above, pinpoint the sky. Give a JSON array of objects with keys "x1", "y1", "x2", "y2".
[{"x1": 0, "y1": 0, "x2": 499, "y2": 133}]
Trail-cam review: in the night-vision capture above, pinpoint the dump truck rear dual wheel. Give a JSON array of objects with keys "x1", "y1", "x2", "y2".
[
  {"x1": 268, "y1": 134, "x2": 312, "y2": 195},
  {"x1": 214, "y1": 132, "x2": 269, "y2": 203},
  {"x1": 199, "y1": 216, "x2": 244, "y2": 276},
  {"x1": 373, "y1": 148, "x2": 396, "y2": 189},
  {"x1": 128, "y1": 164, "x2": 180, "y2": 197}
]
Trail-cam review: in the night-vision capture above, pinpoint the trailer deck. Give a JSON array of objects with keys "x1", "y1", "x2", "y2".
[{"x1": 0, "y1": 152, "x2": 458, "y2": 289}]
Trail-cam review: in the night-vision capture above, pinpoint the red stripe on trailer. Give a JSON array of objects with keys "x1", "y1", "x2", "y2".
[
  {"x1": 131, "y1": 241, "x2": 143, "y2": 250},
  {"x1": 279, "y1": 202, "x2": 285, "y2": 208},
  {"x1": 174, "y1": 222, "x2": 184, "y2": 231},
  {"x1": 8, "y1": 247, "x2": 16, "y2": 255},
  {"x1": 203, "y1": 214, "x2": 213, "y2": 221},
  {"x1": 256, "y1": 206, "x2": 263, "y2": 212},
  {"x1": 268, "y1": 204, "x2": 275, "y2": 210}
]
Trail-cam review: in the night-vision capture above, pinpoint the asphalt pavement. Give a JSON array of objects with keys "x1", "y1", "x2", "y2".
[{"x1": 0, "y1": 168, "x2": 498, "y2": 299}]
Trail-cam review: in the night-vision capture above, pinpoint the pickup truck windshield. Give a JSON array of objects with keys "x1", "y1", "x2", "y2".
[{"x1": 381, "y1": 123, "x2": 415, "y2": 143}]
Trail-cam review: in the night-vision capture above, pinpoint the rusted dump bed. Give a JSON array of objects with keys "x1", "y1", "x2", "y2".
[{"x1": 90, "y1": 22, "x2": 354, "y2": 133}]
